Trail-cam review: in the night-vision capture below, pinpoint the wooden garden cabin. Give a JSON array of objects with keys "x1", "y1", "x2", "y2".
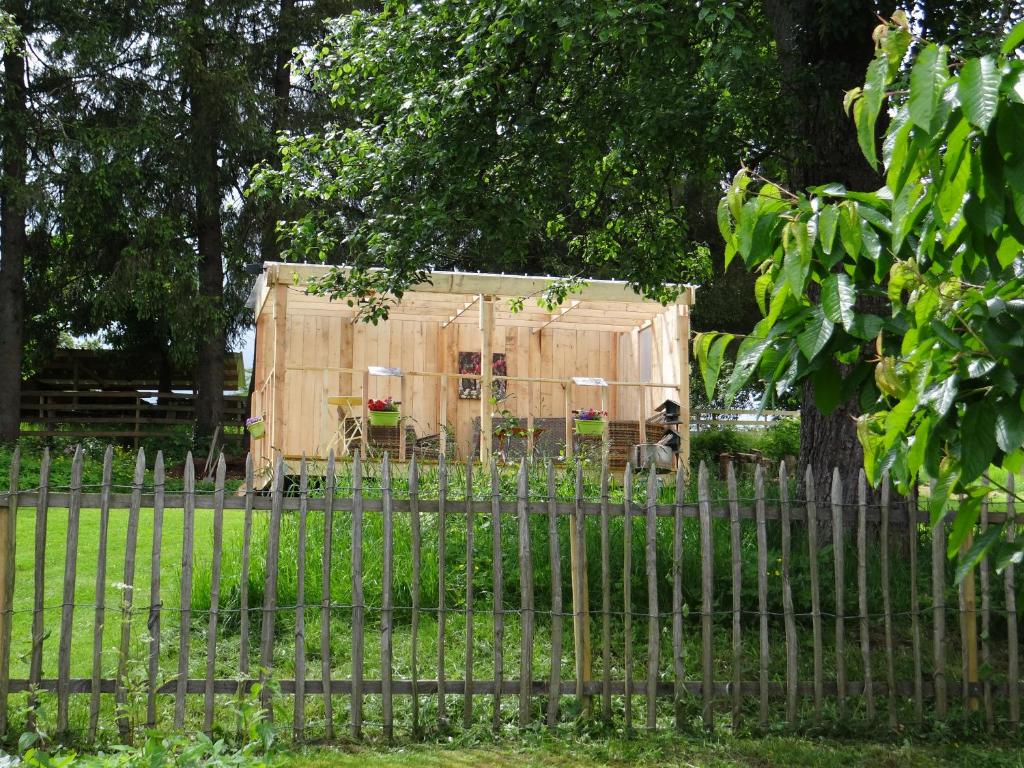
[{"x1": 248, "y1": 263, "x2": 695, "y2": 474}]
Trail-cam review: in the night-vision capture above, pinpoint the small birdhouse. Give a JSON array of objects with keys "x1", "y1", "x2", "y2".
[{"x1": 654, "y1": 399, "x2": 681, "y2": 424}]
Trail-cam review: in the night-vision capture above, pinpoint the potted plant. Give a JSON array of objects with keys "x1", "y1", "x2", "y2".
[
  {"x1": 368, "y1": 397, "x2": 401, "y2": 427},
  {"x1": 574, "y1": 407, "x2": 607, "y2": 435},
  {"x1": 245, "y1": 415, "x2": 265, "y2": 439}
]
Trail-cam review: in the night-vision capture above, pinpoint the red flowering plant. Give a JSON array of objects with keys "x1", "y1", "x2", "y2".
[
  {"x1": 573, "y1": 408, "x2": 607, "y2": 421},
  {"x1": 368, "y1": 397, "x2": 399, "y2": 412}
]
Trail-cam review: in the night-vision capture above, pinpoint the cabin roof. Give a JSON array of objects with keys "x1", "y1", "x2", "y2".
[{"x1": 249, "y1": 262, "x2": 696, "y2": 334}]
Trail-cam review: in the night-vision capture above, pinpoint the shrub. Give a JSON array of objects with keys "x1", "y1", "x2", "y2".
[
  {"x1": 688, "y1": 425, "x2": 754, "y2": 468},
  {"x1": 757, "y1": 417, "x2": 800, "y2": 462}
]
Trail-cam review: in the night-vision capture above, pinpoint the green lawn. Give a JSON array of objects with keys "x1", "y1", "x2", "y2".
[{"x1": 275, "y1": 734, "x2": 1024, "y2": 767}]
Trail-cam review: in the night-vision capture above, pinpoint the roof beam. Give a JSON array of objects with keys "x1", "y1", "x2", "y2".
[{"x1": 532, "y1": 300, "x2": 581, "y2": 335}]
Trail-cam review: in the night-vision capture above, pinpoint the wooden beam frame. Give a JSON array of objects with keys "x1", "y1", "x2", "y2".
[
  {"x1": 479, "y1": 296, "x2": 494, "y2": 462},
  {"x1": 532, "y1": 300, "x2": 581, "y2": 335},
  {"x1": 441, "y1": 296, "x2": 480, "y2": 329}
]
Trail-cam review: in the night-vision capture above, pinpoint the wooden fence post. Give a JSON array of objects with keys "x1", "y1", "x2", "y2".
[
  {"x1": 89, "y1": 446, "x2": 114, "y2": 741},
  {"x1": 321, "y1": 450, "x2": 337, "y2": 738},
  {"x1": 804, "y1": 465, "x2": 823, "y2": 719},
  {"x1": 879, "y1": 472, "x2": 897, "y2": 730},
  {"x1": 205, "y1": 454, "x2": 226, "y2": 736},
  {"x1": 490, "y1": 459, "x2": 504, "y2": 733},
  {"x1": 174, "y1": 453, "x2": 196, "y2": 730},
  {"x1": 1005, "y1": 475, "x2": 1019, "y2": 727},
  {"x1": 116, "y1": 449, "x2": 145, "y2": 742},
  {"x1": 516, "y1": 459, "x2": 533, "y2": 729},
  {"x1": 697, "y1": 461, "x2": 714, "y2": 731},
  {"x1": 727, "y1": 462, "x2": 742, "y2": 730},
  {"x1": 623, "y1": 463, "x2": 634, "y2": 733},
  {"x1": 645, "y1": 468, "x2": 659, "y2": 732},
  {"x1": 350, "y1": 452, "x2": 364, "y2": 737},
  {"x1": 259, "y1": 454, "x2": 285, "y2": 721},
  {"x1": 57, "y1": 446, "x2": 84, "y2": 734},
  {"x1": 0, "y1": 447, "x2": 19, "y2": 737},
  {"x1": 672, "y1": 465, "x2": 686, "y2": 730},
  {"x1": 381, "y1": 454, "x2": 395, "y2": 740},
  {"x1": 146, "y1": 452, "x2": 165, "y2": 728},
  {"x1": 546, "y1": 461, "x2": 563, "y2": 728},
  {"x1": 778, "y1": 461, "x2": 798, "y2": 723},
  {"x1": 857, "y1": 470, "x2": 874, "y2": 718},
  {"x1": 408, "y1": 455, "x2": 421, "y2": 735},
  {"x1": 437, "y1": 454, "x2": 448, "y2": 725},
  {"x1": 293, "y1": 458, "x2": 309, "y2": 740},
  {"x1": 463, "y1": 460, "x2": 475, "y2": 728},
  {"x1": 931, "y1": 486, "x2": 948, "y2": 718},
  {"x1": 754, "y1": 465, "x2": 769, "y2": 727},
  {"x1": 830, "y1": 468, "x2": 846, "y2": 717},
  {"x1": 600, "y1": 456, "x2": 612, "y2": 724}
]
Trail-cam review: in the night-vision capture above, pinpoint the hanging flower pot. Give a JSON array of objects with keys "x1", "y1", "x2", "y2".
[
  {"x1": 368, "y1": 397, "x2": 401, "y2": 427},
  {"x1": 246, "y1": 416, "x2": 265, "y2": 439},
  {"x1": 574, "y1": 408, "x2": 607, "y2": 435}
]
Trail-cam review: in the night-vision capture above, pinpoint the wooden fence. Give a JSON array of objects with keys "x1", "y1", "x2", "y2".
[{"x1": 0, "y1": 446, "x2": 1019, "y2": 742}]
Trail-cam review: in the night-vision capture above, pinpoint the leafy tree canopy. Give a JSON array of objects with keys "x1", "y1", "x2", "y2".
[
  {"x1": 703, "y1": 12, "x2": 1024, "y2": 574},
  {"x1": 255, "y1": 0, "x2": 783, "y2": 320}
]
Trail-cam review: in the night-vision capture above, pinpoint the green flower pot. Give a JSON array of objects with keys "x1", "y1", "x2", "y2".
[
  {"x1": 247, "y1": 419, "x2": 265, "y2": 439},
  {"x1": 369, "y1": 410, "x2": 401, "y2": 427},
  {"x1": 574, "y1": 418, "x2": 605, "y2": 436}
]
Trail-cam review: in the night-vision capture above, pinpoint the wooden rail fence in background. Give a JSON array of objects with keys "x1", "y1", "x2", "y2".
[{"x1": 0, "y1": 446, "x2": 1019, "y2": 742}]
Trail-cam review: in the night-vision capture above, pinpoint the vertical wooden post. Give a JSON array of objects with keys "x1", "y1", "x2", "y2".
[
  {"x1": 697, "y1": 462, "x2": 714, "y2": 731},
  {"x1": 360, "y1": 371, "x2": 370, "y2": 458},
  {"x1": 259, "y1": 454, "x2": 285, "y2": 721},
  {"x1": 830, "y1": 468, "x2": 846, "y2": 716},
  {"x1": 932, "y1": 494, "x2": 948, "y2": 718},
  {"x1": 672, "y1": 465, "x2": 686, "y2": 730},
  {"x1": 805, "y1": 465, "x2": 823, "y2": 719},
  {"x1": 350, "y1": 452, "x2": 365, "y2": 737},
  {"x1": 57, "y1": 445, "x2": 84, "y2": 734},
  {"x1": 754, "y1": 465, "x2": 769, "y2": 727},
  {"x1": 1005, "y1": 475, "x2": 1019, "y2": 727},
  {"x1": 381, "y1": 454, "x2": 395, "y2": 740},
  {"x1": 0, "y1": 447, "x2": 19, "y2": 737},
  {"x1": 779, "y1": 461, "x2": 798, "y2": 723},
  {"x1": 174, "y1": 452, "x2": 196, "y2": 730},
  {"x1": 623, "y1": 463, "x2": 634, "y2": 733},
  {"x1": 563, "y1": 382, "x2": 574, "y2": 461},
  {"x1": 89, "y1": 446, "x2": 114, "y2": 741},
  {"x1": 645, "y1": 469, "x2": 660, "y2": 732},
  {"x1": 321, "y1": 451, "x2": 337, "y2": 738},
  {"x1": 409, "y1": 455, "x2": 422, "y2": 735},
  {"x1": 146, "y1": 453, "x2": 165, "y2": 728},
  {"x1": 908, "y1": 484, "x2": 923, "y2": 722},
  {"x1": 116, "y1": 449, "x2": 145, "y2": 742},
  {"x1": 293, "y1": 458, "x2": 309, "y2": 740},
  {"x1": 676, "y1": 300, "x2": 691, "y2": 474},
  {"x1": 961, "y1": 522, "x2": 979, "y2": 713},
  {"x1": 480, "y1": 295, "x2": 494, "y2": 462},
  {"x1": 239, "y1": 454, "x2": 254, "y2": 679},
  {"x1": 599, "y1": 387, "x2": 609, "y2": 461},
  {"x1": 517, "y1": 459, "x2": 534, "y2": 729},
  {"x1": 439, "y1": 373, "x2": 449, "y2": 459},
  {"x1": 880, "y1": 472, "x2": 897, "y2": 729},
  {"x1": 205, "y1": 455, "x2": 226, "y2": 736},
  {"x1": 571, "y1": 462, "x2": 591, "y2": 717},
  {"x1": 600, "y1": 457, "x2": 612, "y2": 724},
  {"x1": 980, "y1": 477, "x2": 993, "y2": 731},
  {"x1": 463, "y1": 461, "x2": 475, "y2": 728},
  {"x1": 727, "y1": 462, "x2": 742, "y2": 730},
  {"x1": 546, "y1": 461, "x2": 563, "y2": 728},
  {"x1": 272, "y1": 271, "x2": 288, "y2": 453},
  {"x1": 489, "y1": 459, "x2": 503, "y2": 733},
  {"x1": 857, "y1": 470, "x2": 873, "y2": 718},
  {"x1": 399, "y1": 375, "x2": 409, "y2": 460},
  {"x1": 28, "y1": 449, "x2": 50, "y2": 731},
  {"x1": 437, "y1": 455, "x2": 449, "y2": 724}
]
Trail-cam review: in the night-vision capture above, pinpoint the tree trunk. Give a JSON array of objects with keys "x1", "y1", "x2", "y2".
[
  {"x1": 0, "y1": 4, "x2": 27, "y2": 444},
  {"x1": 260, "y1": 0, "x2": 296, "y2": 264},
  {"x1": 187, "y1": 0, "x2": 225, "y2": 444},
  {"x1": 762, "y1": 0, "x2": 891, "y2": 509}
]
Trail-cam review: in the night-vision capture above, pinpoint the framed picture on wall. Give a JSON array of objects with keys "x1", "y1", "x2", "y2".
[{"x1": 458, "y1": 352, "x2": 507, "y2": 400}]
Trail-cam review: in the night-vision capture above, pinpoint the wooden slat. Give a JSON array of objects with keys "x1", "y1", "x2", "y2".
[
  {"x1": 115, "y1": 449, "x2": 145, "y2": 741},
  {"x1": 350, "y1": 452, "x2": 365, "y2": 737},
  {"x1": 90, "y1": 446, "x2": 115, "y2": 740},
  {"x1": 727, "y1": 462, "x2": 741, "y2": 730},
  {"x1": 804, "y1": 465, "x2": 823, "y2": 719},
  {"x1": 600, "y1": 457, "x2": 612, "y2": 724},
  {"x1": 0, "y1": 447, "x2": 19, "y2": 735},
  {"x1": 546, "y1": 461, "x2": 563, "y2": 727},
  {"x1": 979, "y1": 478, "x2": 993, "y2": 731},
  {"x1": 146, "y1": 452, "x2": 165, "y2": 727},
  {"x1": 239, "y1": 454, "x2": 254, "y2": 678},
  {"x1": 294, "y1": 459, "x2": 309, "y2": 739},
  {"x1": 174, "y1": 453, "x2": 196, "y2": 729},
  {"x1": 490, "y1": 459, "x2": 504, "y2": 732},
  {"x1": 857, "y1": 470, "x2": 874, "y2": 718},
  {"x1": 437, "y1": 454, "x2": 448, "y2": 725},
  {"x1": 381, "y1": 454, "x2": 395, "y2": 740},
  {"x1": 572, "y1": 461, "x2": 591, "y2": 718},
  {"x1": 57, "y1": 445, "x2": 84, "y2": 733},
  {"x1": 698, "y1": 462, "x2": 714, "y2": 731},
  {"x1": 463, "y1": 460, "x2": 475, "y2": 728},
  {"x1": 260, "y1": 454, "x2": 285, "y2": 719},
  {"x1": 830, "y1": 468, "x2": 846, "y2": 719},
  {"x1": 645, "y1": 469, "x2": 660, "y2": 732},
  {"x1": 908, "y1": 484, "x2": 923, "y2": 722},
  {"x1": 672, "y1": 465, "x2": 686, "y2": 730},
  {"x1": 879, "y1": 472, "x2": 897, "y2": 729},
  {"x1": 623, "y1": 463, "x2": 634, "y2": 733},
  {"x1": 516, "y1": 459, "x2": 533, "y2": 728},
  {"x1": 408, "y1": 455, "x2": 421, "y2": 735},
  {"x1": 1006, "y1": 475, "x2": 1019, "y2": 727},
  {"x1": 778, "y1": 461, "x2": 798, "y2": 723},
  {"x1": 321, "y1": 451, "x2": 337, "y2": 738},
  {"x1": 754, "y1": 465, "x2": 769, "y2": 727},
  {"x1": 205, "y1": 455, "x2": 226, "y2": 735},
  {"x1": 932, "y1": 495, "x2": 948, "y2": 718}
]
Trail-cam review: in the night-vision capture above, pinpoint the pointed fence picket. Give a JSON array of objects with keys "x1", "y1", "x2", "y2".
[{"x1": 0, "y1": 448, "x2": 1018, "y2": 741}]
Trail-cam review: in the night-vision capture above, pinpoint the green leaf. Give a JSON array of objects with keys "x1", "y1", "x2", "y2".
[
  {"x1": 716, "y1": 197, "x2": 732, "y2": 242},
  {"x1": 961, "y1": 400, "x2": 999, "y2": 483},
  {"x1": 818, "y1": 205, "x2": 839, "y2": 257},
  {"x1": 725, "y1": 329, "x2": 774, "y2": 405},
  {"x1": 754, "y1": 272, "x2": 771, "y2": 315},
  {"x1": 700, "y1": 333, "x2": 734, "y2": 401},
  {"x1": 797, "y1": 306, "x2": 834, "y2": 360},
  {"x1": 947, "y1": 492, "x2": 983, "y2": 560},
  {"x1": 839, "y1": 201, "x2": 862, "y2": 257},
  {"x1": 908, "y1": 44, "x2": 948, "y2": 133},
  {"x1": 821, "y1": 273, "x2": 856, "y2": 329},
  {"x1": 1002, "y1": 20, "x2": 1024, "y2": 55},
  {"x1": 855, "y1": 55, "x2": 889, "y2": 167},
  {"x1": 960, "y1": 55, "x2": 1000, "y2": 132},
  {"x1": 995, "y1": 405, "x2": 1024, "y2": 453},
  {"x1": 848, "y1": 313, "x2": 884, "y2": 340},
  {"x1": 929, "y1": 461, "x2": 960, "y2": 524},
  {"x1": 782, "y1": 221, "x2": 811, "y2": 294},
  {"x1": 811, "y1": 359, "x2": 842, "y2": 414}
]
